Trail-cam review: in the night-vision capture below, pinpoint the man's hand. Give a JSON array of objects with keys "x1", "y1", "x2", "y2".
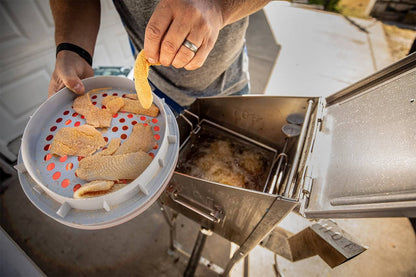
[
  {"x1": 48, "y1": 51, "x2": 94, "y2": 97},
  {"x1": 48, "y1": 0, "x2": 99, "y2": 97},
  {"x1": 144, "y1": 0, "x2": 224, "y2": 71}
]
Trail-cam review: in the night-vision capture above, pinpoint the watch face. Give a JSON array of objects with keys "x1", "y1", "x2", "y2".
[{"x1": 281, "y1": 124, "x2": 301, "y2": 138}]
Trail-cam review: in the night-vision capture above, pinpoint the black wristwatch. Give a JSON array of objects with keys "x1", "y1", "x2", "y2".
[{"x1": 56, "y1": 42, "x2": 93, "y2": 66}]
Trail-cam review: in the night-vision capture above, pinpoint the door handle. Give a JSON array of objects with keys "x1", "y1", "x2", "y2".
[{"x1": 169, "y1": 191, "x2": 224, "y2": 223}]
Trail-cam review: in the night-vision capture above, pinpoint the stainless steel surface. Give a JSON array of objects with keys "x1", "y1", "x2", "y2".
[
  {"x1": 158, "y1": 200, "x2": 178, "y2": 253},
  {"x1": 305, "y1": 64, "x2": 416, "y2": 217},
  {"x1": 281, "y1": 124, "x2": 301, "y2": 137},
  {"x1": 261, "y1": 220, "x2": 367, "y2": 268},
  {"x1": 297, "y1": 98, "x2": 325, "y2": 210},
  {"x1": 267, "y1": 123, "x2": 296, "y2": 195},
  {"x1": 161, "y1": 173, "x2": 287, "y2": 246},
  {"x1": 222, "y1": 196, "x2": 297, "y2": 275},
  {"x1": 286, "y1": 113, "x2": 305, "y2": 125},
  {"x1": 267, "y1": 146, "x2": 288, "y2": 194},
  {"x1": 170, "y1": 191, "x2": 224, "y2": 223},
  {"x1": 161, "y1": 96, "x2": 310, "y2": 275},
  {"x1": 189, "y1": 95, "x2": 317, "y2": 150},
  {"x1": 326, "y1": 52, "x2": 416, "y2": 106},
  {"x1": 199, "y1": 119, "x2": 277, "y2": 152},
  {"x1": 158, "y1": 81, "x2": 415, "y2": 275},
  {"x1": 158, "y1": 202, "x2": 226, "y2": 275},
  {"x1": 176, "y1": 119, "x2": 277, "y2": 192},
  {"x1": 283, "y1": 99, "x2": 314, "y2": 197}
]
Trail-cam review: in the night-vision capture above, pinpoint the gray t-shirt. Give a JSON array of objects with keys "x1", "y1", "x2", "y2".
[{"x1": 113, "y1": 0, "x2": 249, "y2": 106}]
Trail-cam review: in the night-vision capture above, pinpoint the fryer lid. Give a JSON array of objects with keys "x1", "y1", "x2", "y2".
[{"x1": 304, "y1": 55, "x2": 416, "y2": 218}]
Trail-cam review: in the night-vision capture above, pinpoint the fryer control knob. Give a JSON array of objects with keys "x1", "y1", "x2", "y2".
[
  {"x1": 287, "y1": 113, "x2": 305, "y2": 125},
  {"x1": 282, "y1": 124, "x2": 301, "y2": 138}
]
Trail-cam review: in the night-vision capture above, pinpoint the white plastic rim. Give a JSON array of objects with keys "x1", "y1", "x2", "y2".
[{"x1": 18, "y1": 76, "x2": 179, "y2": 229}]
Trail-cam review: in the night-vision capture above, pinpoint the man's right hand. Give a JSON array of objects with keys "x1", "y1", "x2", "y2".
[{"x1": 48, "y1": 50, "x2": 95, "y2": 98}]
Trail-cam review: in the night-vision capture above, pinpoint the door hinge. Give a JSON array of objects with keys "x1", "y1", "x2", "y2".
[{"x1": 300, "y1": 166, "x2": 314, "y2": 214}]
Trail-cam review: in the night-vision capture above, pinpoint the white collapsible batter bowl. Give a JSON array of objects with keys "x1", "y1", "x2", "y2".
[{"x1": 17, "y1": 76, "x2": 179, "y2": 229}]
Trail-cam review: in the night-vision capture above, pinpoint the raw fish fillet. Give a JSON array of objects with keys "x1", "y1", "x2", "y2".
[
  {"x1": 121, "y1": 98, "x2": 159, "y2": 117},
  {"x1": 105, "y1": 97, "x2": 124, "y2": 114},
  {"x1": 76, "y1": 151, "x2": 152, "y2": 181},
  {"x1": 73, "y1": 180, "x2": 114, "y2": 199},
  {"x1": 50, "y1": 125, "x2": 106, "y2": 157},
  {"x1": 125, "y1": 94, "x2": 138, "y2": 100},
  {"x1": 114, "y1": 123, "x2": 156, "y2": 155},
  {"x1": 96, "y1": 138, "x2": 121, "y2": 156},
  {"x1": 74, "y1": 181, "x2": 127, "y2": 198},
  {"x1": 73, "y1": 93, "x2": 119, "y2": 127},
  {"x1": 102, "y1": 95, "x2": 159, "y2": 117},
  {"x1": 134, "y1": 50, "x2": 159, "y2": 109}
]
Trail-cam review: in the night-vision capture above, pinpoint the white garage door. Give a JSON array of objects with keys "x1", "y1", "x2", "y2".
[{"x1": 0, "y1": 0, "x2": 134, "y2": 162}]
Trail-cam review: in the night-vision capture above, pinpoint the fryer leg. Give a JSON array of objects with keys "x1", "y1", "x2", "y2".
[
  {"x1": 158, "y1": 200, "x2": 178, "y2": 253},
  {"x1": 223, "y1": 248, "x2": 245, "y2": 276},
  {"x1": 183, "y1": 228, "x2": 212, "y2": 277},
  {"x1": 243, "y1": 255, "x2": 249, "y2": 277}
]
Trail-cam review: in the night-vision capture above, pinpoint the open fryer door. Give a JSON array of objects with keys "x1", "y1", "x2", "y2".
[{"x1": 303, "y1": 53, "x2": 416, "y2": 218}]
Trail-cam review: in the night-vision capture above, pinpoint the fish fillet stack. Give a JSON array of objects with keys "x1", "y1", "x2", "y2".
[
  {"x1": 74, "y1": 123, "x2": 155, "y2": 188},
  {"x1": 74, "y1": 92, "x2": 159, "y2": 128},
  {"x1": 50, "y1": 90, "x2": 159, "y2": 199}
]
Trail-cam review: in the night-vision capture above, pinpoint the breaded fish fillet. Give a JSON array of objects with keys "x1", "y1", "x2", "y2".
[
  {"x1": 96, "y1": 138, "x2": 121, "y2": 156},
  {"x1": 73, "y1": 93, "x2": 119, "y2": 127},
  {"x1": 124, "y1": 94, "x2": 138, "y2": 100},
  {"x1": 134, "y1": 50, "x2": 158, "y2": 109},
  {"x1": 105, "y1": 97, "x2": 124, "y2": 114},
  {"x1": 122, "y1": 98, "x2": 159, "y2": 117},
  {"x1": 76, "y1": 151, "x2": 152, "y2": 181},
  {"x1": 74, "y1": 181, "x2": 127, "y2": 198},
  {"x1": 102, "y1": 95, "x2": 159, "y2": 117},
  {"x1": 114, "y1": 123, "x2": 156, "y2": 155},
  {"x1": 73, "y1": 180, "x2": 114, "y2": 199},
  {"x1": 50, "y1": 125, "x2": 106, "y2": 157}
]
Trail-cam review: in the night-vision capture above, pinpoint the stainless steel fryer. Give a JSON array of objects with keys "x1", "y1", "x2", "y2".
[
  {"x1": 159, "y1": 53, "x2": 416, "y2": 275},
  {"x1": 15, "y1": 52, "x2": 416, "y2": 275}
]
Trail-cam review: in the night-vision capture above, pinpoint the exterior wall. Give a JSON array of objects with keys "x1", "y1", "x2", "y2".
[{"x1": 0, "y1": 0, "x2": 133, "y2": 162}]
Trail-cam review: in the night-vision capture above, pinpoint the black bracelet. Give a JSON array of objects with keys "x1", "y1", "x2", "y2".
[{"x1": 56, "y1": 43, "x2": 93, "y2": 66}]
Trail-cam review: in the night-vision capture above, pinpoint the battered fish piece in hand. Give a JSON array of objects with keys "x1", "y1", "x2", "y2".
[
  {"x1": 76, "y1": 151, "x2": 152, "y2": 181},
  {"x1": 114, "y1": 123, "x2": 156, "y2": 155},
  {"x1": 73, "y1": 93, "x2": 121, "y2": 128},
  {"x1": 101, "y1": 95, "x2": 159, "y2": 117},
  {"x1": 134, "y1": 50, "x2": 159, "y2": 109},
  {"x1": 50, "y1": 125, "x2": 106, "y2": 157}
]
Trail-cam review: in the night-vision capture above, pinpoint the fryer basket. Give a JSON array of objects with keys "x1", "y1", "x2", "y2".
[{"x1": 18, "y1": 76, "x2": 179, "y2": 229}]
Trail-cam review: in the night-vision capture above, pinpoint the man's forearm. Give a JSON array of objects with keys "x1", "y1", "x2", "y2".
[
  {"x1": 50, "y1": 0, "x2": 101, "y2": 56},
  {"x1": 220, "y1": 0, "x2": 271, "y2": 26}
]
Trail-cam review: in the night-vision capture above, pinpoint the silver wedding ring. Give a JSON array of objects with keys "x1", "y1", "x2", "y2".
[{"x1": 183, "y1": 39, "x2": 198, "y2": 53}]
